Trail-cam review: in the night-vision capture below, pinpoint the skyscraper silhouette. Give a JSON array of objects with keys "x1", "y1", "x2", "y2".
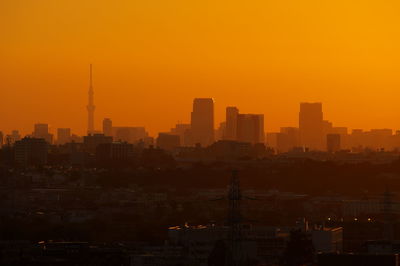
[
  {"x1": 33, "y1": 123, "x2": 53, "y2": 144},
  {"x1": 103, "y1": 118, "x2": 113, "y2": 137},
  {"x1": 280, "y1": 127, "x2": 300, "y2": 151},
  {"x1": 7, "y1": 130, "x2": 21, "y2": 145},
  {"x1": 87, "y1": 64, "x2": 95, "y2": 135},
  {"x1": 236, "y1": 114, "x2": 264, "y2": 144},
  {"x1": 190, "y1": 98, "x2": 214, "y2": 146},
  {"x1": 327, "y1": 133, "x2": 341, "y2": 153},
  {"x1": 299, "y1": 102, "x2": 324, "y2": 150},
  {"x1": 170, "y1": 123, "x2": 191, "y2": 146},
  {"x1": 57, "y1": 128, "x2": 71, "y2": 145},
  {"x1": 14, "y1": 137, "x2": 48, "y2": 166},
  {"x1": 225, "y1": 106, "x2": 239, "y2": 140},
  {"x1": 34, "y1": 123, "x2": 49, "y2": 137}
]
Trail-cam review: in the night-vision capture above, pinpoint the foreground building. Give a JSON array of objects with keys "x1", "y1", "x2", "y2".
[
  {"x1": 14, "y1": 137, "x2": 48, "y2": 166},
  {"x1": 130, "y1": 221, "x2": 343, "y2": 266},
  {"x1": 96, "y1": 142, "x2": 134, "y2": 166},
  {"x1": 83, "y1": 134, "x2": 113, "y2": 154},
  {"x1": 156, "y1": 133, "x2": 180, "y2": 151}
]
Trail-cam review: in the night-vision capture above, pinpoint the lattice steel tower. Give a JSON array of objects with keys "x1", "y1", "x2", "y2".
[{"x1": 227, "y1": 170, "x2": 244, "y2": 266}]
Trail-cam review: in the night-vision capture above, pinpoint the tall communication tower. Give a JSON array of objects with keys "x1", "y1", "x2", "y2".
[{"x1": 87, "y1": 64, "x2": 95, "y2": 135}]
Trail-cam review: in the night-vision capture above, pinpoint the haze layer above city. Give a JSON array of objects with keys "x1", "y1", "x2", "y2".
[{"x1": 2, "y1": 0, "x2": 400, "y2": 136}]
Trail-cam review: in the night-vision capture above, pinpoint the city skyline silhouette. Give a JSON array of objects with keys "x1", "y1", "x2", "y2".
[
  {"x1": 3, "y1": 2, "x2": 400, "y2": 265},
  {"x1": 2, "y1": 1, "x2": 400, "y2": 136}
]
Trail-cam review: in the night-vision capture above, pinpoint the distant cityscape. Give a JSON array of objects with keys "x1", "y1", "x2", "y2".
[
  {"x1": 5, "y1": 0, "x2": 400, "y2": 264},
  {"x1": 3, "y1": 67, "x2": 400, "y2": 266},
  {"x1": 2, "y1": 66, "x2": 400, "y2": 167},
  {"x1": 2, "y1": 93, "x2": 400, "y2": 167}
]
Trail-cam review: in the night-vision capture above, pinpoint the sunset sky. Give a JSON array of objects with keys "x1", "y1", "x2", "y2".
[{"x1": 2, "y1": 0, "x2": 400, "y2": 136}]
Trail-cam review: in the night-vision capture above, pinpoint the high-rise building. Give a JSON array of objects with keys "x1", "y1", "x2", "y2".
[
  {"x1": 190, "y1": 98, "x2": 214, "y2": 147},
  {"x1": 57, "y1": 128, "x2": 71, "y2": 145},
  {"x1": 267, "y1": 132, "x2": 294, "y2": 153},
  {"x1": 156, "y1": 133, "x2": 180, "y2": 151},
  {"x1": 266, "y1": 132, "x2": 280, "y2": 153},
  {"x1": 237, "y1": 114, "x2": 264, "y2": 144},
  {"x1": 96, "y1": 142, "x2": 134, "y2": 166},
  {"x1": 12, "y1": 130, "x2": 21, "y2": 140},
  {"x1": 299, "y1": 102, "x2": 324, "y2": 150},
  {"x1": 350, "y1": 129, "x2": 364, "y2": 150},
  {"x1": 216, "y1": 122, "x2": 226, "y2": 141},
  {"x1": 83, "y1": 134, "x2": 113, "y2": 154},
  {"x1": 5, "y1": 130, "x2": 21, "y2": 146},
  {"x1": 330, "y1": 127, "x2": 348, "y2": 150},
  {"x1": 113, "y1": 127, "x2": 147, "y2": 143},
  {"x1": 87, "y1": 64, "x2": 96, "y2": 135},
  {"x1": 225, "y1": 106, "x2": 239, "y2": 140},
  {"x1": 14, "y1": 137, "x2": 48, "y2": 166},
  {"x1": 34, "y1": 123, "x2": 49, "y2": 136},
  {"x1": 327, "y1": 134, "x2": 341, "y2": 153},
  {"x1": 170, "y1": 123, "x2": 191, "y2": 146},
  {"x1": 103, "y1": 118, "x2": 113, "y2": 136},
  {"x1": 321, "y1": 120, "x2": 349, "y2": 150},
  {"x1": 208, "y1": 140, "x2": 252, "y2": 159},
  {"x1": 33, "y1": 123, "x2": 53, "y2": 144},
  {"x1": 369, "y1": 129, "x2": 393, "y2": 150},
  {"x1": 280, "y1": 127, "x2": 300, "y2": 151},
  {"x1": 331, "y1": 127, "x2": 348, "y2": 135},
  {"x1": 71, "y1": 134, "x2": 83, "y2": 143},
  {"x1": 322, "y1": 120, "x2": 333, "y2": 137}
]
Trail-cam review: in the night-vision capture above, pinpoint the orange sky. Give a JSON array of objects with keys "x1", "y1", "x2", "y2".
[{"x1": 1, "y1": 0, "x2": 400, "y2": 137}]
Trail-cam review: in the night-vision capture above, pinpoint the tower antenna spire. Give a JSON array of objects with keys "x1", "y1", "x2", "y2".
[
  {"x1": 90, "y1": 63, "x2": 93, "y2": 88},
  {"x1": 87, "y1": 64, "x2": 95, "y2": 135}
]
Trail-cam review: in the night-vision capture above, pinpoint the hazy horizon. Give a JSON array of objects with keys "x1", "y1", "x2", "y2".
[{"x1": 2, "y1": 0, "x2": 400, "y2": 136}]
